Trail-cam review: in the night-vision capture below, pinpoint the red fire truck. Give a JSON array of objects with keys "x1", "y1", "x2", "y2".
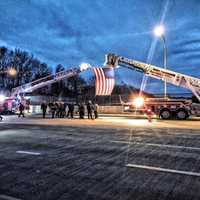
[
  {"x1": 0, "y1": 63, "x2": 90, "y2": 117},
  {"x1": 122, "y1": 97, "x2": 193, "y2": 120}
]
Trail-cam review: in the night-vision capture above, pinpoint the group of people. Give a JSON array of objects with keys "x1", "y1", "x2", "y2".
[{"x1": 41, "y1": 101, "x2": 99, "y2": 120}]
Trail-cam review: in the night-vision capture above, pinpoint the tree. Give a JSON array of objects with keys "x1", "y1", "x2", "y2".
[
  {"x1": 55, "y1": 64, "x2": 65, "y2": 73},
  {"x1": 0, "y1": 46, "x2": 7, "y2": 58},
  {"x1": 51, "y1": 64, "x2": 65, "y2": 96},
  {"x1": 0, "y1": 46, "x2": 52, "y2": 93}
]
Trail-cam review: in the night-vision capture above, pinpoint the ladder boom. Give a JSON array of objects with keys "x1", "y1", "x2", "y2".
[
  {"x1": 12, "y1": 64, "x2": 90, "y2": 96},
  {"x1": 105, "y1": 53, "x2": 200, "y2": 101}
]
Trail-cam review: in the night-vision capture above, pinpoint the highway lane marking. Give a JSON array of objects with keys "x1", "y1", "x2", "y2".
[
  {"x1": 111, "y1": 140, "x2": 200, "y2": 151},
  {"x1": 16, "y1": 151, "x2": 41, "y2": 155},
  {"x1": 126, "y1": 164, "x2": 200, "y2": 177},
  {"x1": 0, "y1": 195, "x2": 22, "y2": 200}
]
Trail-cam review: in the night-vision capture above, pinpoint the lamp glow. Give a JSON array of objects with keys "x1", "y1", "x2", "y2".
[
  {"x1": 80, "y1": 63, "x2": 91, "y2": 71},
  {"x1": 0, "y1": 94, "x2": 6, "y2": 102},
  {"x1": 133, "y1": 97, "x2": 144, "y2": 107},
  {"x1": 154, "y1": 25, "x2": 165, "y2": 37},
  {"x1": 8, "y1": 68, "x2": 17, "y2": 76}
]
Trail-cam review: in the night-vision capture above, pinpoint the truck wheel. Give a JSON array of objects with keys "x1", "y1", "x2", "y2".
[
  {"x1": 176, "y1": 109, "x2": 188, "y2": 120},
  {"x1": 160, "y1": 109, "x2": 171, "y2": 120}
]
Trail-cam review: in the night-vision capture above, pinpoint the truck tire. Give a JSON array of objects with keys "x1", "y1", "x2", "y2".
[
  {"x1": 160, "y1": 109, "x2": 171, "y2": 120},
  {"x1": 176, "y1": 109, "x2": 189, "y2": 120}
]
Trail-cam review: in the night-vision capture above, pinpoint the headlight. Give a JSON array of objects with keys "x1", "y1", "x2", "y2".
[{"x1": 133, "y1": 97, "x2": 144, "y2": 107}]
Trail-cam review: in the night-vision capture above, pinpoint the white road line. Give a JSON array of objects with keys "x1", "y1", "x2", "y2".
[
  {"x1": 126, "y1": 164, "x2": 200, "y2": 177},
  {"x1": 16, "y1": 151, "x2": 41, "y2": 155},
  {"x1": 0, "y1": 194, "x2": 22, "y2": 200},
  {"x1": 110, "y1": 140, "x2": 200, "y2": 151},
  {"x1": 111, "y1": 140, "x2": 131, "y2": 144}
]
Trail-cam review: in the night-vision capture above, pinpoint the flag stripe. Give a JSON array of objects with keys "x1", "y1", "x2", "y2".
[
  {"x1": 99, "y1": 68, "x2": 105, "y2": 95},
  {"x1": 96, "y1": 68, "x2": 101, "y2": 95},
  {"x1": 93, "y1": 68, "x2": 99, "y2": 95},
  {"x1": 93, "y1": 67, "x2": 115, "y2": 96},
  {"x1": 93, "y1": 68, "x2": 100, "y2": 95}
]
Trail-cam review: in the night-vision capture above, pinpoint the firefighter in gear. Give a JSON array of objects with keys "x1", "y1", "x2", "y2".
[{"x1": 145, "y1": 107, "x2": 153, "y2": 122}]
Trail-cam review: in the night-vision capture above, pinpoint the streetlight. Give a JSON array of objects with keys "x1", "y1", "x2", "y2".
[
  {"x1": 0, "y1": 68, "x2": 17, "y2": 76},
  {"x1": 7, "y1": 68, "x2": 17, "y2": 77},
  {"x1": 154, "y1": 25, "x2": 165, "y2": 37},
  {"x1": 154, "y1": 25, "x2": 167, "y2": 98},
  {"x1": 80, "y1": 63, "x2": 91, "y2": 71}
]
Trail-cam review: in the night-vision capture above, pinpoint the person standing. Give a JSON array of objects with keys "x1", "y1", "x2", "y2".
[
  {"x1": 55, "y1": 102, "x2": 59, "y2": 118},
  {"x1": 50, "y1": 102, "x2": 56, "y2": 119},
  {"x1": 78, "y1": 103, "x2": 85, "y2": 119},
  {"x1": 18, "y1": 102, "x2": 25, "y2": 118},
  {"x1": 66, "y1": 103, "x2": 71, "y2": 118},
  {"x1": 60, "y1": 102, "x2": 65, "y2": 118},
  {"x1": 94, "y1": 103, "x2": 99, "y2": 119},
  {"x1": 41, "y1": 102, "x2": 47, "y2": 118},
  {"x1": 63, "y1": 102, "x2": 67, "y2": 117},
  {"x1": 70, "y1": 103, "x2": 74, "y2": 118},
  {"x1": 87, "y1": 101, "x2": 93, "y2": 119},
  {"x1": 58, "y1": 102, "x2": 63, "y2": 118},
  {"x1": 145, "y1": 107, "x2": 153, "y2": 122},
  {"x1": 26, "y1": 98, "x2": 31, "y2": 113},
  {"x1": 67, "y1": 103, "x2": 74, "y2": 118}
]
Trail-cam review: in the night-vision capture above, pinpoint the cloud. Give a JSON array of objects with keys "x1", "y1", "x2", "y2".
[{"x1": 0, "y1": 39, "x2": 8, "y2": 47}]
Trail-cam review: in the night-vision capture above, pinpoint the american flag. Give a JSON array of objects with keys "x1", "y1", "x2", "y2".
[{"x1": 93, "y1": 67, "x2": 115, "y2": 96}]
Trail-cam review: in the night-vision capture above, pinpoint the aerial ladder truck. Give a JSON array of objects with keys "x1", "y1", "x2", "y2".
[
  {"x1": 0, "y1": 63, "x2": 90, "y2": 116},
  {"x1": 105, "y1": 53, "x2": 200, "y2": 120}
]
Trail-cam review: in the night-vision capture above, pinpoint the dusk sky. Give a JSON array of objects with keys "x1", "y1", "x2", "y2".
[{"x1": 0, "y1": 0, "x2": 200, "y2": 94}]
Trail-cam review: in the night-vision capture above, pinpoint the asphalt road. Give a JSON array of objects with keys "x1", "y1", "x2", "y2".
[{"x1": 0, "y1": 115, "x2": 200, "y2": 200}]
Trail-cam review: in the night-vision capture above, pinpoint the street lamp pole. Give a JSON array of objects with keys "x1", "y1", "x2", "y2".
[
  {"x1": 154, "y1": 25, "x2": 167, "y2": 99},
  {"x1": 161, "y1": 35, "x2": 167, "y2": 99}
]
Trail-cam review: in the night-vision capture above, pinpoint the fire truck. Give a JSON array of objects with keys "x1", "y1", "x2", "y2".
[
  {"x1": 105, "y1": 53, "x2": 200, "y2": 120},
  {"x1": 0, "y1": 63, "x2": 90, "y2": 115},
  {"x1": 121, "y1": 97, "x2": 194, "y2": 120}
]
